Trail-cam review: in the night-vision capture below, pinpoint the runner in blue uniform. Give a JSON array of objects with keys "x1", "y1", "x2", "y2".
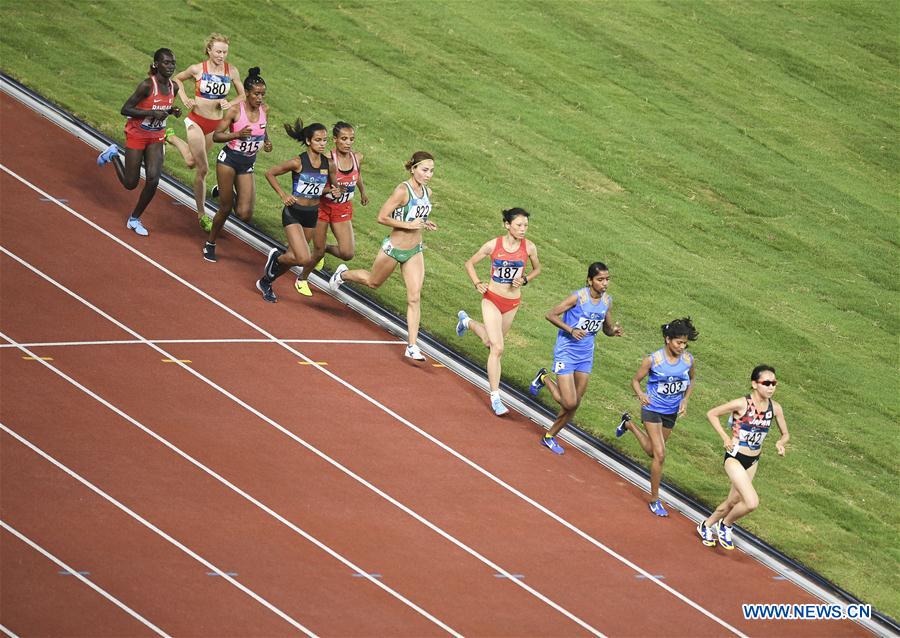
[
  {"x1": 529, "y1": 262, "x2": 622, "y2": 454},
  {"x1": 696, "y1": 365, "x2": 789, "y2": 550},
  {"x1": 616, "y1": 317, "x2": 699, "y2": 517}
]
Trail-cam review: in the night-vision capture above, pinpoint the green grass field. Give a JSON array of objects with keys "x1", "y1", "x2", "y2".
[{"x1": 3, "y1": 0, "x2": 897, "y2": 617}]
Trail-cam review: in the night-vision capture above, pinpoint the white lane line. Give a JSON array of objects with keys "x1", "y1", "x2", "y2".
[
  {"x1": 0, "y1": 339, "x2": 405, "y2": 349},
  {"x1": 0, "y1": 425, "x2": 317, "y2": 637},
  {"x1": 0, "y1": 624, "x2": 20, "y2": 638},
  {"x1": 0, "y1": 337, "x2": 460, "y2": 637},
  {"x1": 1, "y1": 520, "x2": 169, "y2": 636},
  {"x1": 0, "y1": 249, "x2": 602, "y2": 637},
  {"x1": 1, "y1": 163, "x2": 746, "y2": 637}
]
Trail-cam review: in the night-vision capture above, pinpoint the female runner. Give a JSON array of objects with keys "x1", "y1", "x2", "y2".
[
  {"x1": 616, "y1": 318, "x2": 699, "y2": 516},
  {"x1": 296, "y1": 121, "x2": 369, "y2": 295},
  {"x1": 455, "y1": 208, "x2": 542, "y2": 415},
  {"x1": 97, "y1": 48, "x2": 181, "y2": 237},
  {"x1": 202, "y1": 68, "x2": 271, "y2": 262},
  {"x1": 696, "y1": 365, "x2": 789, "y2": 550},
  {"x1": 529, "y1": 262, "x2": 623, "y2": 454},
  {"x1": 169, "y1": 33, "x2": 245, "y2": 232},
  {"x1": 256, "y1": 119, "x2": 336, "y2": 302},
  {"x1": 329, "y1": 151, "x2": 435, "y2": 361}
]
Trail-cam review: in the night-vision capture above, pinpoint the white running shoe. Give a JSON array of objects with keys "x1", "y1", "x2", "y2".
[
  {"x1": 329, "y1": 263, "x2": 348, "y2": 292},
  {"x1": 126, "y1": 217, "x2": 149, "y2": 236},
  {"x1": 491, "y1": 396, "x2": 509, "y2": 416},
  {"x1": 404, "y1": 343, "x2": 426, "y2": 361}
]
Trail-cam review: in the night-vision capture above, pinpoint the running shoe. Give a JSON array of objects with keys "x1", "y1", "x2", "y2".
[
  {"x1": 126, "y1": 216, "x2": 149, "y2": 236},
  {"x1": 199, "y1": 215, "x2": 212, "y2": 232},
  {"x1": 315, "y1": 256, "x2": 325, "y2": 271},
  {"x1": 202, "y1": 241, "x2": 217, "y2": 262},
  {"x1": 404, "y1": 344, "x2": 426, "y2": 361},
  {"x1": 263, "y1": 247, "x2": 284, "y2": 280},
  {"x1": 697, "y1": 521, "x2": 716, "y2": 547},
  {"x1": 540, "y1": 435, "x2": 564, "y2": 455},
  {"x1": 648, "y1": 499, "x2": 669, "y2": 517},
  {"x1": 529, "y1": 367, "x2": 548, "y2": 396},
  {"x1": 294, "y1": 278, "x2": 312, "y2": 297},
  {"x1": 456, "y1": 310, "x2": 470, "y2": 337},
  {"x1": 97, "y1": 144, "x2": 118, "y2": 166},
  {"x1": 329, "y1": 263, "x2": 348, "y2": 291},
  {"x1": 256, "y1": 277, "x2": 277, "y2": 303},
  {"x1": 717, "y1": 521, "x2": 735, "y2": 550},
  {"x1": 491, "y1": 396, "x2": 509, "y2": 416},
  {"x1": 616, "y1": 412, "x2": 631, "y2": 438}
]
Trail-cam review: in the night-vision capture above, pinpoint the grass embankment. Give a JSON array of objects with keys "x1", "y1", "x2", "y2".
[{"x1": 3, "y1": 0, "x2": 897, "y2": 616}]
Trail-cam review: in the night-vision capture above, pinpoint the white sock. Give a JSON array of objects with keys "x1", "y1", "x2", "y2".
[
  {"x1": 462, "y1": 316, "x2": 471, "y2": 328},
  {"x1": 490, "y1": 390, "x2": 500, "y2": 400}
]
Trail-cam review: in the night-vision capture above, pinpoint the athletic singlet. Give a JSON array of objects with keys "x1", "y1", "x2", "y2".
[
  {"x1": 124, "y1": 76, "x2": 174, "y2": 136},
  {"x1": 322, "y1": 150, "x2": 360, "y2": 207},
  {"x1": 729, "y1": 395, "x2": 774, "y2": 452},
  {"x1": 291, "y1": 152, "x2": 330, "y2": 201},
  {"x1": 226, "y1": 103, "x2": 267, "y2": 157},
  {"x1": 195, "y1": 61, "x2": 232, "y2": 100},
  {"x1": 553, "y1": 288, "x2": 611, "y2": 360},
  {"x1": 646, "y1": 348, "x2": 694, "y2": 414},
  {"x1": 489, "y1": 236, "x2": 528, "y2": 284},
  {"x1": 390, "y1": 182, "x2": 431, "y2": 223}
]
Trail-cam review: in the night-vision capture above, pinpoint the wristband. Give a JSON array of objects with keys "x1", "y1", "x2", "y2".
[{"x1": 522, "y1": 275, "x2": 529, "y2": 286}]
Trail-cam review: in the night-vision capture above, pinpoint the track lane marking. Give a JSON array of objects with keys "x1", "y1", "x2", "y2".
[
  {"x1": 1, "y1": 163, "x2": 747, "y2": 637},
  {"x1": 0, "y1": 249, "x2": 602, "y2": 637},
  {"x1": 0, "y1": 338, "x2": 405, "y2": 348},
  {"x1": 1, "y1": 520, "x2": 169, "y2": 636},
  {"x1": 0, "y1": 426, "x2": 317, "y2": 637},
  {"x1": 0, "y1": 331, "x2": 461, "y2": 638}
]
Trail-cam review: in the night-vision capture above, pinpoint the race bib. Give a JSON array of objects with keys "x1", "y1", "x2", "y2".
[
  {"x1": 198, "y1": 75, "x2": 229, "y2": 98},
  {"x1": 295, "y1": 174, "x2": 327, "y2": 198},
  {"x1": 738, "y1": 428, "x2": 768, "y2": 450},
  {"x1": 657, "y1": 380, "x2": 688, "y2": 396},
  {"x1": 574, "y1": 316, "x2": 603, "y2": 335}
]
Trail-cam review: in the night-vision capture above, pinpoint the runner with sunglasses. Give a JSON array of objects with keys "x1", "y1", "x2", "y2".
[{"x1": 696, "y1": 365, "x2": 790, "y2": 550}]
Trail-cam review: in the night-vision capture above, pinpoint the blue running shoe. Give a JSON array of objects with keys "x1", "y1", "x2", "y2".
[
  {"x1": 616, "y1": 412, "x2": 631, "y2": 438},
  {"x1": 697, "y1": 521, "x2": 716, "y2": 547},
  {"x1": 717, "y1": 521, "x2": 735, "y2": 550},
  {"x1": 541, "y1": 435, "x2": 564, "y2": 455},
  {"x1": 126, "y1": 216, "x2": 149, "y2": 236},
  {"x1": 529, "y1": 367, "x2": 548, "y2": 397},
  {"x1": 456, "y1": 310, "x2": 469, "y2": 337},
  {"x1": 491, "y1": 396, "x2": 509, "y2": 416},
  {"x1": 649, "y1": 499, "x2": 669, "y2": 517},
  {"x1": 97, "y1": 144, "x2": 118, "y2": 166},
  {"x1": 256, "y1": 277, "x2": 277, "y2": 303}
]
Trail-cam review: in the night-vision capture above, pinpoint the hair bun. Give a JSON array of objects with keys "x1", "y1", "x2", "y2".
[{"x1": 248, "y1": 66, "x2": 261, "y2": 77}]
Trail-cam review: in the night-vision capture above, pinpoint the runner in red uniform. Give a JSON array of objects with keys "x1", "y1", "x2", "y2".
[
  {"x1": 97, "y1": 48, "x2": 181, "y2": 237},
  {"x1": 455, "y1": 208, "x2": 542, "y2": 415},
  {"x1": 169, "y1": 34, "x2": 245, "y2": 232},
  {"x1": 297, "y1": 121, "x2": 369, "y2": 295}
]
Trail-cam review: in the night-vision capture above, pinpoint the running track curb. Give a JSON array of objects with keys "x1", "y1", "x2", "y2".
[{"x1": 2, "y1": 71, "x2": 895, "y2": 638}]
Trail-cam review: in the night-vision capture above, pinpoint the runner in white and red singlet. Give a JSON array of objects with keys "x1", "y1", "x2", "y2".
[{"x1": 169, "y1": 33, "x2": 246, "y2": 232}]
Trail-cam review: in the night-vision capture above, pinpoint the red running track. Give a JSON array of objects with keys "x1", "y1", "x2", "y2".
[{"x1": 0, "y1": 91, "x2": 868, "y2": 637}]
